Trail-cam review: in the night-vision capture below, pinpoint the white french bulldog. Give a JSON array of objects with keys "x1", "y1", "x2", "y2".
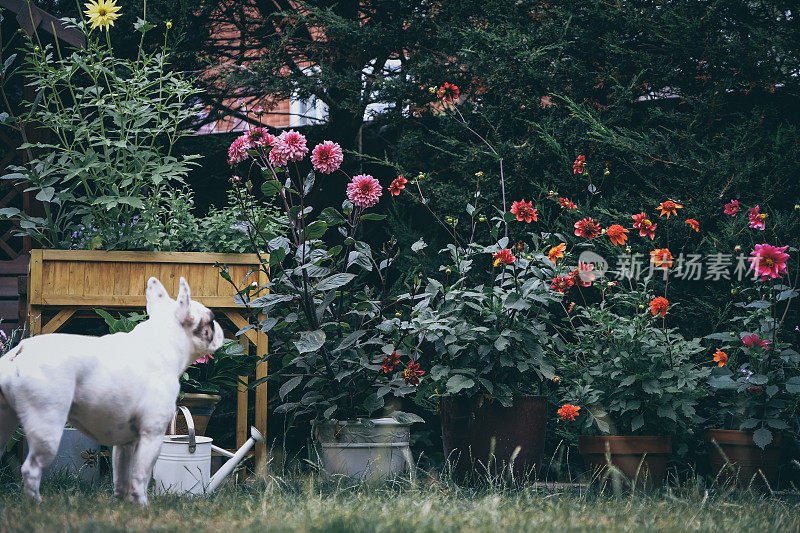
[{"x1": 0, "y1": 277, "x2": 223, "y2": 505}]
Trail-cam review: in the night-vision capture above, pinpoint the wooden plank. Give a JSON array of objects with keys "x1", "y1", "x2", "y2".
[
  {"x1": 39, "y1": 295, "x2": 244, "y2": 309},
  {"x1": 221, "y1": 311, "x2": 258, "y2": 346},
  {"x1": 0, "y1": 300, "x2": 17, "y2": 320},
  {"x1": 254, "y1": 265, "x2": 269, "y2": 469},
  {"x1": 68, "y1": 260, "x2": 85, "y2": 297},
  {"x1": 39, "y1": 250, "x2": 260, "y2": 265},
  {"x1": 28, "y1": 250, "x2": 42, "y2": 305},
  {"x1": 114, "y1": 262, "x2": 131, "y2": 296},
  {"x1": 28, "y1": 250, "x2": 42, "y2": 309},
  {"x1": 84, "y1": 261, "x2": 100, "y2": 296},
  {"x1": 0, "y1": 277, "x2": 18, "y2": 297},
  {"x1": 203, "y1": 263, "x2": 220, "y2": 300},
  {"x1": 52, "y1": 261, "x2": 69, "y2": 296},
  {"x1": 41, "y1": 309, "x2": 76, "y2": 334},
  {"x1": 236, "y1": 336, "x2": 249, "y2": 449},
  {"x1": 128, "y1": 262, "x2": 147, "y2": 297},
  {"x1": 28, "y1": 305, "x2": 42, "y2": 336}
]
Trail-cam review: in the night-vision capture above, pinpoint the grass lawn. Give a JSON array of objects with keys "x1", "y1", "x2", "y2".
[{"x1": 1, "y1": 474, "x2": 799, "y2": 532}]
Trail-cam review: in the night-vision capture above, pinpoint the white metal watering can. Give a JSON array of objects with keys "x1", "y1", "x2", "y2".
[{"x1": 151, "y1": 406, "x2": 264, "y2": 495}]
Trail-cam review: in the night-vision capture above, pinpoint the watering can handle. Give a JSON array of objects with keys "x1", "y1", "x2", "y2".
[{"x1": 175, "y1": 405, "x2": 197, "y2": 454}]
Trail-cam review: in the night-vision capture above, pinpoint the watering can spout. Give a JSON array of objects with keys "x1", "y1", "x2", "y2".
[{"x1": 206, "y1": 426, "x2": 265, "y2": 493}]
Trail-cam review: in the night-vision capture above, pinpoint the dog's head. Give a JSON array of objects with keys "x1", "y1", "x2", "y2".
[{"x1": 145, "y1": 276, "x2": 224, "y2": 357}]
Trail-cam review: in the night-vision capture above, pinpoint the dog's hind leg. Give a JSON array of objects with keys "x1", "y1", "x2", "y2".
[
  {"x1": 112, "y1": 443, "x2": 134, "y2": 499},
  {"x1": 17, "y1": 407, "x2": 68, "y2": 501},
  {"x1": 0, "y1": 394, "x2": 20, "y2": 462},
  {"x1": 127, "y1": 432, "x2": 165, "y2": 505}
]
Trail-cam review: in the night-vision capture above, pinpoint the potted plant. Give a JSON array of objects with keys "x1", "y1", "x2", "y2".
[
  {"x1": 705, "y1": 255, "x2": 799, "y2": 488},
  {"x1": 401, "y1": 230, "x2": 560, "y2": 480},
  {"x1": 557, "y1": 288, "x2": 711, "y2": 489},
  {"x1": 224, "y1": 129, "x2": 422, "y2": 480}
]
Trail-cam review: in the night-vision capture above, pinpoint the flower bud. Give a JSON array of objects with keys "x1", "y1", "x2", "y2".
[
  {"x1": 552, "y1": 376, "x2": 561, "y2": 383},
  {"x1": 795, "y1": 204, "x2": 800, "y2": 212},
  {"x1": 604, "y1": 168, "x2": 610, "y2": 176},
  {"x1": 475, "y1": 171, "x2": 485, "y2": 178},
  {"x1": 166, "y1": 21, "x2": 172, "y2": 29},
  {"x1": 429, "y1": 86, "x2": 437, "y2": 94},
  {"x1": 478, "y1": 216, "x2": 486, "y2": 222},
  {"x1": 445, "y1": 268, "x2": 452, "y2": 275},
  {"x1": 625, "y1": 247, "x2": 631, "y2": 253},
  {"x1": 395, "y1": 312, "x2": 402, "y2": 317},
  {"x1": 734, "y1": 245, "x2": 742, "y2": 252},
  {"x1": 638, "y1": 304, "x2": 645, "y2": 309}
]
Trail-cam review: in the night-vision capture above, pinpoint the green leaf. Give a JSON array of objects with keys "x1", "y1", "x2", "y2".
[
  {"x1": 362, "y1": 393, "x2": 384, "y2": 414},
  {"x1": 446, "y1": 375, "x2": 475, "y2": 394},
  {"x1": 391, "y1": 411, "x2": 424, "y2": 424},
  {"x1": 261, "y1": 180, "x2": 282, "y2": 197},
  {"x1": 315, "y1": 273, "x2": 356, "y2": 291},
  {"x1": 294, "y1": 330, "x2": 326, "y2": 354},
  {"x1": 305, "y1": 220, "x2": 327, "y2": 240},
  {"x1": 786, "y1": 376, "x2": 800, "y2": 394},
  {"x1": 631, "y1": 414, "x2": 644, "y2": 432},
  {"x1": 411, "y1": 238, "x2": 427, "y2": 252},
  {"x1": 752, "y1": 428, "x2": 773, "y2": 450},
  {"x1": 360, "y1": 213, "x2": 387, "y2": 221},
  {"x1": 35, "y1": 187, "x2": 55, "y2": 202},
  {"x1": 279, "y1": 376, "x2": 303, "y2": 400},
  {"x1": 319, "y1": 207, "x2": 346, "y2": 225}
]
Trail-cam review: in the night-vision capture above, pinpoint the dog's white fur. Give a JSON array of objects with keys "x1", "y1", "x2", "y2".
[{"x1": 0, "y1": 277, "x2": 223, "y2": 504}]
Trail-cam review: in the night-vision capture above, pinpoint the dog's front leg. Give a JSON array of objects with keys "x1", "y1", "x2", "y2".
[
  {"x1": 112, "y1": 444, "x2": 134, "y2": 499},
  {"x1": 126, "y1": 432, "x2": 164, "y2": 505}
]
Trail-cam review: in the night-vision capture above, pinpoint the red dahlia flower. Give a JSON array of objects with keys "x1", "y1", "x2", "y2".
[
  {"x1": 402, "y1": 361, "x2": 425, "y2": 386},
  {"x1": 510, "y1": 199, "x2": 538, "y2": 223},
  {"x1": 493, "y1": 249, "x2": 516, "y2": 266},
  {"x1": 724, "y1": 199, "x2": 740, "y2": 217},
  {"x1": 574, "y1": 218, "x2": 601, "y2": 240},
  {"x1": 389, "y1": 176, "x2": 408, "y2": 196},
  {"x1": 572, "y1": 155, "x2": 586, "y2": 174}
]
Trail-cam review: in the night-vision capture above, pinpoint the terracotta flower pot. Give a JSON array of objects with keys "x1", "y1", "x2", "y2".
[
  {"x1": 578, "y1": 435, "x2": 671, "y2": 489},
  {"x1": 172, "y1": 393, "x2": 222, "y2": 436},
  {"x1": 439, "y1": 395, "x2": 547, "y2": 480},
  {"x1": 705, "y1": 429, "x2": 782, "y2": 488}
]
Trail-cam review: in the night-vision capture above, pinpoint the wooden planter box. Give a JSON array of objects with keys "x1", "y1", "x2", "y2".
[{"x1": 26, "y1": 249, "x2": 269, "y2": 465}]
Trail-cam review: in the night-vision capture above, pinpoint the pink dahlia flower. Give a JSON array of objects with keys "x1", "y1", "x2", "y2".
[
  {"x1": 249, "y1": 127, "x2": 276, "y2": 148},
  {"x1": 227, "y1": 134, "x2": 251, "y2": 165},
  {"x1": 194, "y1": 353, "x2": 214, "y2": 365},
  {"x1": 724, "y1": 199, "x2": 740, "y2": 217},
  {"x1": 272, "y1": 130, "x2": 309, "y2": 163},
  {"x1": 311, "y1": 141, "x2": 344, "y2": 174},
  {"x1": 268, "y1": 147, "x2": 289, "y2": 167},
  {"x1": 742, "y1": 334, "x2": 770, "y2": 350},
  {"x1": 749, "y1": 243, "x2": 789, "y2": 280},
  {"x1": 347, "y1": 174, "x2": 382, "y2": 208},
  {"x1": 748, "y1": 205, "x2": 767, "y2": 230}
]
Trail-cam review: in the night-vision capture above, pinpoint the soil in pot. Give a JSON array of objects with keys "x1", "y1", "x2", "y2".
[
  {"x1": 439, "y1": 395, "x2": 547, "y2": 481},
  {"x1": 705, "y1": 429, "x2": 782, "y2": 489},
  {"x1": 578, "y1": 435, "x2": 672, "y2": 490},
  {"x1": 172, "y1": 393, "x2": 222, "y2": 436}
]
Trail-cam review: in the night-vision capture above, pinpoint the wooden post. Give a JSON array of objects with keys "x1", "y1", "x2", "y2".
[
  {"x1": 236, "y1": 335, "x2": 249, "y2": 449},
  {"x1": 254, "y1": 266, "x2": 269, "y2": 469}
]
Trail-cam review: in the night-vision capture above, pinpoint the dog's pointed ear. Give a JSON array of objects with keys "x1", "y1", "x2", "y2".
[
  {"x1": 145, "y1": 277, "x2": 169, "y2": 314},
  {"x1": 175, "y1": 277, "x2": 191, "y2": 323}
]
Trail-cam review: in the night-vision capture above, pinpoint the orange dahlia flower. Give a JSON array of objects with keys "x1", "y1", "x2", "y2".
[
  {"x1": 650, "y1": 296, "x2": 669, "y2": 317},
  {"x1": 657, "y1": 200, "x2": 683, "y2": 218},
  {"x1": 685, "y1": 218, "x2": 699, "y2": 232},
  {"x1": 650, "y1": 248, "x2": 674, "y2": 268},
  {"x1": 713, "y1": 349, "x2": 728, "y2": 367},
  {"x1": 606, "y1": 224, "x2": 629, "y2": 246},
  {"x1": 548, "y1": 243, "x2": 566, "y2": 263},
  {"x1": 557, "y1": 404, "x2": 581, "y2": 421}
]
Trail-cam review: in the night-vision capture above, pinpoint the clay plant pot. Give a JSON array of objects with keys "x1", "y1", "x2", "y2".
[
  {"x1": 705, "y1": 429, "x2": 782, "y2": 489},
  {"x1": 173, "y1": 393, "x2": 222, "y2": 436},
  {"x1": 439, "y1": 395, "x2": 547, "y2": 481},
  {"x1": 578, "y1": 435, "x2": 672, "y2": 489}
]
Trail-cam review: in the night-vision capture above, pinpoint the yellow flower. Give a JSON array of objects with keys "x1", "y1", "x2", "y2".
[
  {"x1": 84, "y1": 0, "x2": 122, "y2": 31},
  {"x1": 166, "y1": 21, "x2": 173, "y2": 30}
]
